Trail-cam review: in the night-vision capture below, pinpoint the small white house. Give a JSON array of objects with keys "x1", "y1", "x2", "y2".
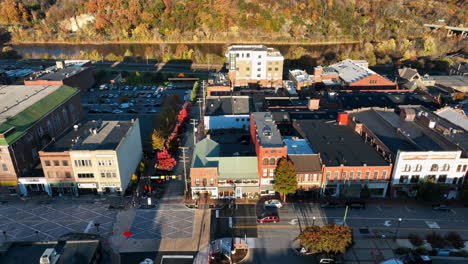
[{"x1": 204, "y1": 96, "x2": 252, "y2": 130}]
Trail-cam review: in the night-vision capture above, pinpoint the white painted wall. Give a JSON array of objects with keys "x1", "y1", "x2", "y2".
[
  {"x1": 392, "y1": 150, "x2": 468, "y2": 185},
  {"x1": 204, "y1": 115, "x2": 250, "y2": 130},
  {"x1": 116, "y1": 119, "x2": 143, "y2": 192}
]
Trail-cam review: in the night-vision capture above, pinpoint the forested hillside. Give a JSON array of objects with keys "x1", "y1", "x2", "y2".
[{"x1": 0, "y1": 0, "x2": 466, "y2": 63}]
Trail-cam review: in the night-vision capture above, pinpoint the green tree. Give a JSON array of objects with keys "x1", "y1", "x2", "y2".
[
  {"x1": 151, "y1": 129, "x2": 165, "y2": 152},
  {"x1": 417, "y1": 180, "x2": 443, "y2": 202},
  {"x1": 298, "y1": 224, "x2": 352, "y2": 254},
  {"x1": 360, "y1": 184, "x2": 371, "y2": 199},
  {"x1": 190, "y1": 81, "x2": 199, "y2": 102},
  {"x1": 274, "y1": 159, "x2": 297, "y2": 202}
]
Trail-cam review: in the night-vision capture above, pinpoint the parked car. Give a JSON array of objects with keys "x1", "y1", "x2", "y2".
[
  {"x1": 264, "y1": 199, "x2": 283, "y2": 208},
  {"x1": 315, "y1": 254, "x2": 340, "y2": 264},
  {"x1": 112, "y1": 109, "x2": 124, "y2": 114},
  {"x1": 257, "y1": 213, "x2": 280, "y2": 223},
  {"x1": 346, "y1": 201, "x2": 366, "y2": 209},
  {"x1": 403, "y1": 253, "x2": 432, "y2": 264},
  {"x1": 432, "y1": 204, "x2": 450, "y2": 211}
]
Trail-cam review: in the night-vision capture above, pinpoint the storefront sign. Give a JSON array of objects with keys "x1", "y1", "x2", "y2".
[
  {"x1": 78, "y1": 183, "x2": 97, "y2": 189},
  {"x1": 18, "y1": 178, "x2": 47, "y2": 184},
  {"x1": 100, "y1": 183, "x2": 120, "y2": 188}
]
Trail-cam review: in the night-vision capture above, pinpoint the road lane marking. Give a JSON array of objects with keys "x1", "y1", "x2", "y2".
[
  {"x1": 376, "y1": 206, "x2": 382, "y2": 212},
  {"x1": 84, "y1": 220, "x2": 94, "y2": 233},
  {"x1": 383, "y1": 220, "x2": 391, "y2": 227},
  {"x1": 405, "y1": 206, "x2": 413, "y2": 213}
]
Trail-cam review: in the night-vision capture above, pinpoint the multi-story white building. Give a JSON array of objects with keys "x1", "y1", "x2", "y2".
[
  {"x1": 38, "y1": 119, "x2": 142, "y2": 196},
  {"x1": 347, "y1": 107, "x2": 468, "y2": 198},
  {"x1": 391, "y1": 151, "x2": 468, "y2": 198},
  {"x1": 226, "y1": 45, "x2": 284, "y2": 88}
]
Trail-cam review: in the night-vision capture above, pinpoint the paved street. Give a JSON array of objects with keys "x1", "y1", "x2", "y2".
[
  {"x1": 211, "y1": 202, "x2": 468, "y2": 264},
  {"x1": 0, "y1": 200, "x2": 117, "y2": 241}
]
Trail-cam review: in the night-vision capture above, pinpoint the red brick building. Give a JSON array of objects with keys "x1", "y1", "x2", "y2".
[
  {"x1": 0, "y1": 85, "x2": 81, "y2": 194},
  {"x1": 293, "y1": 115, "x2": 392, "y2": 197},
  {"x1": 24, "y1": 62, "x2": 95, "y2": 93},
  {"x1": 250, "y1": 112, "x2": 287, "y2": 195}
]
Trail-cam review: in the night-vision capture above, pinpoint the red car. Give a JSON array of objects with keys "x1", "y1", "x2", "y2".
[{"x1": 257, "y1": 214, "x2": 280, "y2": 223}]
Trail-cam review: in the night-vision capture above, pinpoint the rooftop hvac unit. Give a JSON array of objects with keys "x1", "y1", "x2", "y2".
[{"x1": 40, "y1": 248, "x2": 60, "y2": 264}]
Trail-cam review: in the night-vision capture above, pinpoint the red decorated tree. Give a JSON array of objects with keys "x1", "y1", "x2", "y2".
[
  {"x1": 177, "y1": 108, "x2": 189, "y2": 123},
  {"x1": 156, "y1": 149, "x2": 176, "y2": 171}
]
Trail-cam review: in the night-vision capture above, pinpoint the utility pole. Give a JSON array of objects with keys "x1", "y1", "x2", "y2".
[
  {"x1": 179, "y1": 147, "x2": 189, "y2": 198},
  {"x1": 197, "y1": 98, "x2": 203, "y2": 122},
  {"x1": 190, "y1": 119, "x2": 198, "y2": 144},
  {"x1": 201, "y1": 81, "x2": 206, "y2": 108}
]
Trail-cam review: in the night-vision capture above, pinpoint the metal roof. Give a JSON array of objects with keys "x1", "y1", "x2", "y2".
[{"x1": 252, "y1": 112, "x2": 284, "y2": 148}]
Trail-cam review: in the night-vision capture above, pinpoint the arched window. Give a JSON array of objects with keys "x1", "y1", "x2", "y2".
[
  {"x1": 68, "y1": 104, "x2": 76, "y2": 121},
  {"x1": 430, "y1": 164, "x2": 439, "y2": 172},
  {"x1": 414, "y1": 164, "x2": 422, "y2": 172},
  {"x1": 62, "y1": 108, "x2": 69, "y2": 124},
  {"x1": 403, "y1": 164, "x2": 411, "y2": 172},
  {"x1": 263, "y1": 158, "x2": 268, "y2": 165},
  {"x1": 47, "y1": 120, "x2": 54, "y2": 135},
  {"x1": 442, "y1": 164, "x2": 450, "y2": 171},
  {"x1": 269, "y1": 158, "x2": 275, "y2": 165}
]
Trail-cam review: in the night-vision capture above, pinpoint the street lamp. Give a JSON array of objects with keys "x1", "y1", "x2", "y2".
[
  {"x1": 312, "y1": 216, "x2": 316, "y2": 226},
  {"x1": 94, "y1": 223, "x2": 100, "y2": 233},
  {"x1": 395, "y1": 218, "x2": 402, "y2": 240}
]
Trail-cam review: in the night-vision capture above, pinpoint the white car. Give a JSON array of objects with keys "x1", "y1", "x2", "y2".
[
  {"x1": 112, "y1": 109, "x2": 124, "y2": 114},
  {"x1": 264, "y1": 199, "x2": 282, "y2": 208}
]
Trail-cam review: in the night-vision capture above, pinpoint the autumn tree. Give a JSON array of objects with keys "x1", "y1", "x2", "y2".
[
  {"x1": 298, "y1": 224, "x2": 352, "y2": 254},
  {"x1": 156, "y1": 149, "x2": 176, "y2": 170},
  {"x1": 274, "y1": 159, "x2": 297, "y2": 202},
  {"x1": 151, "y1": 129, "x2": 165, "y2": 152}
]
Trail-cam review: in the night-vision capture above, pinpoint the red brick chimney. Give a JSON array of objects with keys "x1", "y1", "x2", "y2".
[
  {"x1": 337, "y1": 112, "x2": 349, "y2": 125},
  {"x1": 308, "y1": 99, "x2": 320, "y2": 110}
]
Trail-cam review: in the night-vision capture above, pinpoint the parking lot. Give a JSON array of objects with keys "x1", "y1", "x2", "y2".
[
  {"x1": 83, "y1": 83, "x2": 192, "y2": 115},
  {"x1": 0, "y1": 201, "x2": 117, "y2": 241}
]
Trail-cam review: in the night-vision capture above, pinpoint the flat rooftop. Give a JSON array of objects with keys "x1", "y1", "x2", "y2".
[
  {"x1": 0, "y1": 85, "x2": 63, "y2": 124},
  {"x1": 349, "y1": 109, "x2": 419, "y2": 154},
  {"x1": 0, "y1": 85, "x2": 78, "y2": 145},
  {"x1": 330, "y1": 59, "x2": 375, "y2": 84},
  {"x1": 284, "y1": 137, "x2": 315, "y2": 154},
  {"x1": 252, "y1": 112, "x2": 284, "y2": 148},
  {"x1": 435, "y1": 107, "x2": 468, "y2": 132},
  {"x1": 29, "y1": 67, "x2": 88, "y2": 81},
  {"x1": 334, "y1": 91, "x2": 440, "y2": 110},
  {"x1": 44, "y1": 119, "x2": 136, "y2": 152},
  {"x1": 294, "y1": 120, "x2": 389, "y2": 166},
  {"x1": 205, "y1": 96, "x2": 252, "y2": 116},
  {"x1": 0, "y1": 239, "x2": 100, "y2": 264},
  {"x1": 433, "y1": 75, "x2": 468, "y2": 91},
  {"x1": 227, "y1": 45, "x2": 268, "y2": 52}
]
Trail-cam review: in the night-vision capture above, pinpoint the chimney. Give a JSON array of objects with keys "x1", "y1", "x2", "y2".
[
  {"x1": 308, "y1": 98, "x2": 320, "y2": 110},
  {"x1": 313, "y1": 66, "x2": 323, "y2": 82},
  {"x1": 56, "y1": 61, "x2": 65, "y2": 69},
  {"x1": 337, "y1": 112, "x2": 349, "y2": 125}
]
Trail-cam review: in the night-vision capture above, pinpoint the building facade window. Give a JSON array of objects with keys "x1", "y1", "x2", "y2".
[
  {"x1": 77, "y1": 173, "x2": 94, "y2": 178},
  {"x1": 357, "y1": 171, "x2": 362, "y2": 179},
  {"x1": 210, "y1": 178, "x2": 214, "y2": 185},
  {"x1": 410, "y1": 175, "x2": 419, "y2": 183},
  {"x1": 463, "y1": 165, "x2": 468, "y2": 172},
  {"x1": 403, "y1": 164, "x2": 411, "y2": 172},
  {"x1": 333, "y1": 171, "x2": 338, "y2": 181},
  {"x1": 195, "y1": 179, "x2": 200, "y2": 186},
  {"x1": 74, "y1": 160, "x2": 92, "y2": 167},
  {"x1": 349, "y1": 171, "x2": 354, "y2": 180},
  {"x1": 45, "y1": 160, "x2": 51, "y2": 166},
  {"x1": 373, "y1": 171, "x2": 379, "y2": 180},
  {"x1": 53, "y1": 160, "x2": 60, "y2": 166},
  {"x1": 47, "y1": 172, "x2": 56, "y2": 178},
  {"x1": 457, "y1": 165, "x2": 462, "y2": 172},
  {"x1": 98, "y1": 160, "x2": 114, "y2": 166},
  {"x1": 400, "y1": 175, "x2": 409, "y2": 183},
  {"x1": 414, "y1": 164, "x2": 422, "y2": 172},
  {"x1": 382, "y1": 171, "x2": 388, "y2": 178},
  {"x1": 263, "y1": 169, "x2": 267, "y2": 177},
  {"x1": 65, "y1": 172, "x2": 71, "y2": 178},
  {"x1": 430, "y1": 164, "x2": 439, "y2": 171},
  {"x1": 269, "y1": 158, "x2": 275, "y2": 165},
  {"x1": 365, "y1": 171, "x2": 370, "y2": 180},
  {"x1": 442, "y1": 164, "x2": 450, "y2": 171},
  {"x1": 437, "y1": 175, "x2": 447, "y2": 183},
  {"x1": 263, "y1": 158, "x2": 268, "y2": 165},
  {"x1": 342, "y1": 171, "x2": 347, "y2": 180},
  {"x1": 1, "y1": 164, "x2": 7, "y2": 171},
  {"x1": 100, "y1": 171, "x2": 116, "y2": 178},
  {"x1": 62, "y1": 160, "x2": 69, "y2": 166}
]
